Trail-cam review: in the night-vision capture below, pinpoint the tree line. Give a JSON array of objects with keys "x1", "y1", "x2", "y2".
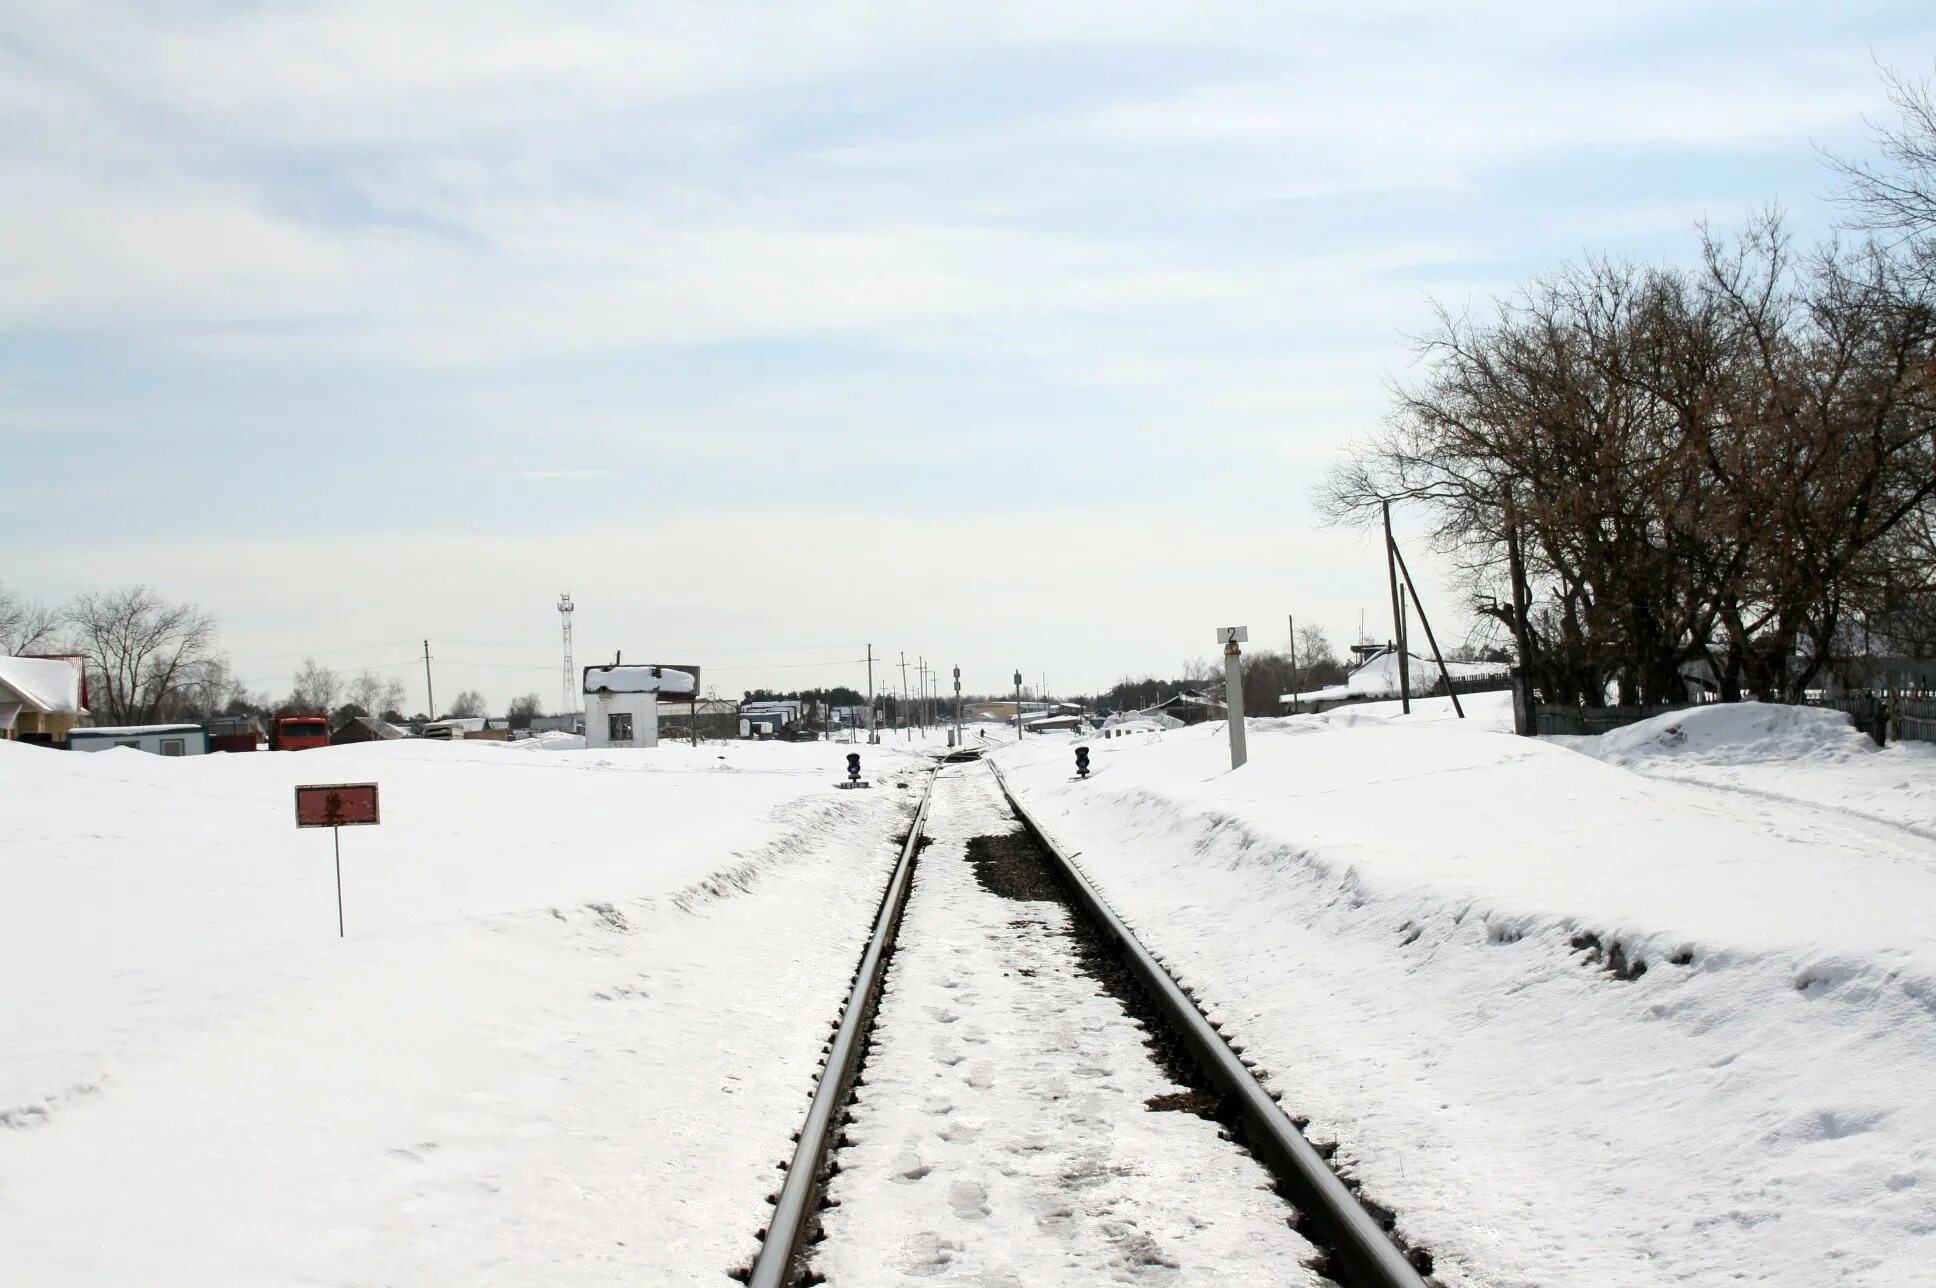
[
  {"x1": 2, "y1": 582, "x2": 511, "y2": 728},
  {"x1": 1322, "y1": 69, "x2": 1936, "y2": 705}
]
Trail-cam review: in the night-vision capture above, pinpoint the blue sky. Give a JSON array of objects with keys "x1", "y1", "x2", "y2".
[{"x1": 4, "y1": 2, "x2": 1933, "y2": 709}]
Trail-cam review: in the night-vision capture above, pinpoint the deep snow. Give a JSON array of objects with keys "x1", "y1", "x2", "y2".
[
  {"x1": 0, "y1": 736, "x2": 930, "y2": 1285},
  {"x1": 993, "y1": 705, "x2": 1936, "y2": 1286}
]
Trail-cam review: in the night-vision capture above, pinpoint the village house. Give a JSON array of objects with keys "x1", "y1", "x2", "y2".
[{"x1": 0, "y1": 655, "x2": 86, "y2": 745}]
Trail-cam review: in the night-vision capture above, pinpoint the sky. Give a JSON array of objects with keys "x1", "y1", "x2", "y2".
[{"x1": 4, "y1": 1, "x2": 1933, "y2": 711}]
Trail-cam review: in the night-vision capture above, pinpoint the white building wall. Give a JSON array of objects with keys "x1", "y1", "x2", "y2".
[{"x1": 585, "y1": 691, "x2": 658, "y2": 749}]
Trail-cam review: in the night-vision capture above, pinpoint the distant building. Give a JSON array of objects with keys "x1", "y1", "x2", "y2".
[
  {"x1": 0, "y1": 655, "x2": 86, "y2": 745},
  {"x1": 331, "y1": 715, "x2": 413, "y2": 745},
  {"x1": 1146, "y1": 690, "x2": 1225, "y2": 726},
  {"x1": 739, "y1": 699, "x2": 805, "y2": 739},
  {"x1": 1023, "y1": 713, "x2": 1087, "y2": 734},
  {"x1": 1280, "y1": 646, "x2": 1511, "y2": 714},
  {"x1": 660, "y1": 698, "x2": 740, "y2": 742},
  {"x1": 68, "y1": 723, "x2": 209, "y2": 756},
  {"x1": 206, "y1": 714, "x2": 263, "y2": 752},
  {"x1": 421, "y1": 716, "x2": 508, "y2": 741}
]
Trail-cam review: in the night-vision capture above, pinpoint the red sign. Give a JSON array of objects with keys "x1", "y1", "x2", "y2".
[{"x1": 295, "y1": 782, "x2": 381, "y2": 828}]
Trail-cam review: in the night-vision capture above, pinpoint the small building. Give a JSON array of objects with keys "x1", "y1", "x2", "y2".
[
  {"x1": 1023, "y1": 713, "x2": 1087, "y2": 734},
  {"x1": 739, "y1": 699, "x2": 805, "y2": 739},
  {"x1": 421, "y1": 716, "x2": 509, "y2": 741},
  {"x1": 1280, "y1": 647, "x2": 1512, "y2": 714},
  {"x1": 1147, "y1": 690, "x2": 1226, "y2": 726},
  {"x1": 0, "y1": 655, "x2": 87, "y2": 745},
  {"x1": 205, "y1": 714, "x2": 263, "y2": 752},
  {"x1": 68, "y1": 723, "x2": 209, "y2": 756},
  {"x1": 331, "y1": 715, "x2": 412, "y2": 745},
  {"x1": 584, "y1": 663, "x2": 698, "y2": 749},
  {"x1": 660, "y1": 697, "x2": 740, "y2": 742}
]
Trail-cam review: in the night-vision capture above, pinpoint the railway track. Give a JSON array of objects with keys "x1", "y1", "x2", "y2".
[{"x1": 740, "y1": 753, "x2": 1431, "y2": 1287}]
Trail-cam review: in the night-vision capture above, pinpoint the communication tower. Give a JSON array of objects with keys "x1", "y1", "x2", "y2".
[{"x1": 558, "y1": 593, "x2": 576, "y2": 717}]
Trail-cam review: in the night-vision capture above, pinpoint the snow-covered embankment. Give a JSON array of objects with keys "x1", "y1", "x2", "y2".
[{"x1": 994, "y1": 708, "x2": 1936, "y2": 1287}]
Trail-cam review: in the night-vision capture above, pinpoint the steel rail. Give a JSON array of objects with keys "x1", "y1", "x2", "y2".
[
  {"x1": 987, "y1": 759, "x2": 1431, "y2": 1288},
  {"x1": 744, "y1": 772, "x2": 937, "y2": 1288}
]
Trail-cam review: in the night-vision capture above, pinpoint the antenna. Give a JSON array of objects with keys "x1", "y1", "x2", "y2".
[{"x1": 557, "y1": 593, "x2": 576, "y2": 718}]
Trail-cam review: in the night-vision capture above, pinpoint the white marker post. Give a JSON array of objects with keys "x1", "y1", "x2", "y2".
[{"x1": 1217, "y1": 626, "x2": 1248, "y2": 770}]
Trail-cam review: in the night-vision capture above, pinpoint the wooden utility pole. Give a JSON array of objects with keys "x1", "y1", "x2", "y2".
[
  {"x1": 1389, "y1": 536, "x2": 1464, "y2": 719},
  {"x1": 1288, "y1": 614, "x2": 1298, "y2": 702},
  {"x1": 898, "y1": 652, "x2": 910, "y2": 740},
  {"x1": 1502, "y1": 484, "x2": 1538, "y2": 736},
  {"x1": 1381, "y1": 500, "x2": 1410, "y2": 714},
  {"x1": 866, "y1": 643, "x2": 877, "y2": 744},
  {"x1": 422, "y1": 640, "x2": 436, "y2": 722}
]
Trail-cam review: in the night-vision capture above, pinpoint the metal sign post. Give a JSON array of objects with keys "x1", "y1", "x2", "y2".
[
  {"x1": 1217, "y1": 627, "x2": 1248, "y2": 770},
  {"x1": 1013, "y1": 670, "x2": 1023, "y2": 741},
  {"x1": 295, "y1": 782, "x2": 381, "y2": 937}
]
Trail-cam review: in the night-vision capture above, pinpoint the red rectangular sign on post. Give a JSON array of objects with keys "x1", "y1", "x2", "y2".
[{"x1": 295, "y1": 782, "x2": 381, "y2": 828}]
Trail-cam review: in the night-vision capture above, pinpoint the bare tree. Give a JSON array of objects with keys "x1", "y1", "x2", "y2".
[
  {"x1": 378, "y1": 678, "x2": 407, "y2": 722},
  {"x1": 446, "y1": 689, "x2": 487, "y2": 718},
  {"x1": 286, "y1": 658, "x2": 342, "y2": 714},
  {"x1": 0, "y1": 584, "x2": 62, "y2": 655},
  {"x1": 507, "y1": 693, "x2": 544, "y2": 728},
  {"x1": 1830, "y1": 65, "x2": 1936, "y2": 253},
  {"x1": 1293, "y1": 623, "x2": 1347, "y2": 690},
  {"x1": 63, "y1": 586, "x2": 221, "y2": 725}
]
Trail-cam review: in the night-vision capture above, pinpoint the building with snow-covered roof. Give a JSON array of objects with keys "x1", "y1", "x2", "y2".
[
  {"x1": 331, "y1": 715, "x2": 413, "y2": 745},
  {"x1": 0, "y1": 655, "x2": 86, "y2": 745},
  {"x1": 584, "y1": 664, "x2": 699, "y2": 749},
  {"x1": 68, "y1": 723, "x2": 208, "y2": 756},
  {"x1": 1280, "y1": 646, "x2": 1511, "y2": 714}
]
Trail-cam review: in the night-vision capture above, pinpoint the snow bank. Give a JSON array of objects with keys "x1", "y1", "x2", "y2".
[
  {"x1": 1562, "y1": 701, "x2": 1936, "y2": 837},
  {"x1": 0, "y1": 736, "x2": 930, "y2": 1285},
  {"x1": 993, "y1": 717, "x2": 1936, "y2": 1285}
]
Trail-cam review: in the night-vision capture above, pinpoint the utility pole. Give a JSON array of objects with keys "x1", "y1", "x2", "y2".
[
  {"x1": 1288, "y1": 613, "x2": 1298, "y2": 704},
  {"x1": 422, "y1": 640, "x2": 436, "y2": 721},
  {"x1": 1382, "y1": 498, "x2": 1411, "y2": 715},
  {"x1": 867, "y1": 644, "x2": 878, "y2": 744},
  {"x1": 1219, "y1": 627, "x2": 1249, "y2": 769},
  {"x1": 1388, "y1": 534, "x2": 1465, "y2": 719},
  {"x1": 1502, "y1": 484, "x2": 1538, "y2": 737},
  {"x1": 952, "y1": 665, "x2": 961, "y2": 748},
  {"x1": 899, "y1": 652, "x2": 910, "y2": 741}
]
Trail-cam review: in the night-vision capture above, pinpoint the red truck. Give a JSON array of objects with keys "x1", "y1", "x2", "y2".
[{"x1": 269, "y1": 714, "x2": 331, "y2": 751}]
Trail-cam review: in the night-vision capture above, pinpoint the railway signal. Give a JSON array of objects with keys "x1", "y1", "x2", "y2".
[
  {"x1": 841, "y1": 752, "x2": 870, "y2": 789},
  {"x1": 1074, "y1": 745, "x2": 1090, "y2": 778}
]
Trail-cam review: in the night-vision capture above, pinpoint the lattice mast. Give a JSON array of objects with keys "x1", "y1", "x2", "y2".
[{"x1": 558, "y1": 593, "x2": 576, "y2": 717}]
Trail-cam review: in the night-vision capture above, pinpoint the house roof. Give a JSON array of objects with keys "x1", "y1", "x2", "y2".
[
  {"x1": 0, "y1": 656, "x2": 84, "y2": 714},
  {"x1": 349, "y1": 715, "x2": 410, "y2": 739}
]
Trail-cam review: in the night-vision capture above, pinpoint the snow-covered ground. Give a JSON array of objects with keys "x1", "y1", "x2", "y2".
[
  {"x1": 993, "y1": 704, "x2": 1936, "y2": 1286},
  {"x1": 1560, "y1": 701, "x2": 1936, "y2": 838},
  {"x1": 817, "y1": 762, "x2": 1319, "y2": 1285},
  {"x1": 0, "y1": 736, "x2": 930, "y2": 1285}
]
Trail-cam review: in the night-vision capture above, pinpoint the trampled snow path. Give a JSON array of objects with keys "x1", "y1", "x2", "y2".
[{"x1": 813, "y1": 762, "x2": 1321, "y2": 1286}]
